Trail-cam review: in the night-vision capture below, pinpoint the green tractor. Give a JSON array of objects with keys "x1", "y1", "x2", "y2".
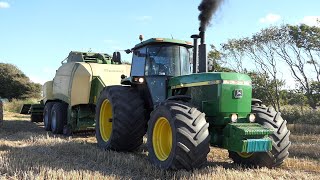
[{"x1": 95, "y1": 32, "x2": 291, "y2": 170}]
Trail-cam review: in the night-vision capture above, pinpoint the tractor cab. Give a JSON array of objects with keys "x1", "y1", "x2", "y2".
[
  {"x1": 129, "y1": 38, "x2": 193, "y2": 77},
  {"x1": 122, "y1": 38, "x2": 194, "y2": 107}
]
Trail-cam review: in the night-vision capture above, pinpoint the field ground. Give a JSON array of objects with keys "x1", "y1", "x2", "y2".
[{"x1": 0, "y1": 112, "x2": 319, "y2": 179}]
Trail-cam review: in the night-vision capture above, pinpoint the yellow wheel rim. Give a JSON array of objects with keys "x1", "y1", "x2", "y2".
[
  {"x1": 237, "y1": 152, "x2": 254, "y2": 158},
  {"x1": 99, "y1": 99, "x2": 113, "y2": 142},
  {"x1": 152, "y1": 117, "x2": 172, "y2": 161}
]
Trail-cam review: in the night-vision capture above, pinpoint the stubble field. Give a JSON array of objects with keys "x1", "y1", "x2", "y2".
[{"x1": 0, "y1": 111, "x2": 319, "y2": 179}]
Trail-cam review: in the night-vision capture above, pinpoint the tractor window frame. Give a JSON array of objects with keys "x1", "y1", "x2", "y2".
[
  {"x1": 145, "y1": 44, "x2": 191, "y2": 77},
  {"x1": 130, "y1": 47, "x2": 147, "y2": 77}
]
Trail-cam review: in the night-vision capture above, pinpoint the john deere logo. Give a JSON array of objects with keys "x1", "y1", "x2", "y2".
[{"x1": 234, "y1": 89, "x2": 243, "y2": 99}]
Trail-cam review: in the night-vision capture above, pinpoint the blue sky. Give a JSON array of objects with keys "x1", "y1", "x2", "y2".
[{"x1": 0, "y1": 0, "x2": 319, "y2": 85}]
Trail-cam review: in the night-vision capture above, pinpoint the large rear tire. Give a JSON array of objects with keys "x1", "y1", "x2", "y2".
[
  {"x1": 229, "y1": 105, "x2": 291, "y2": 167},
  {"x1": 43, "y1": 102, "x2": 55, "y2": 131},
  {"x1": 95, "y1": 86, "x2": 146, "y2": 151},
  {"x1": 51, "y1": 102, "x2": 68, "y2": 134},
  {"x1": 147, "y1": 101, "x2": 210, "y2": 170}
]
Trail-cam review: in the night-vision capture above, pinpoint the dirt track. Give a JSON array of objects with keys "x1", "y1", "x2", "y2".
[{"x1": 0, "y1": 112, "x2": 319, "y2": 179}]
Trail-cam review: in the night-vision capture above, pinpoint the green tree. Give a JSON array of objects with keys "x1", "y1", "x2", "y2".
[
  {"x1": 274, "y1": 24, "x2": 320, "y2": 108},
  {"x1": 219, "y1": 24, "x2": 320, "y2": 109},
  {"x1": 0, "y1": 63, "x2": 41, "y2": 99},
  {"x1": 248, "y1": 71, "x2": 285, "y2": 111},
  {"x1": 207, "y1": 45, "x2": 234, "y2": 72}
]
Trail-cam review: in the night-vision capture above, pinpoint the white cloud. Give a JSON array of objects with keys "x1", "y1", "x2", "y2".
[
  {"x1": 0, "y1": 1, "x2": 10, "y2": 9},
  {"x1": 259, "y1": 13, "x2": 281, "y2": 24},
  {"x1": 300, "y1": 16, "x2": 320, "y2": 27},
  {"x1": 135, "y1": 16, "x2": 152, "y2": 22}
]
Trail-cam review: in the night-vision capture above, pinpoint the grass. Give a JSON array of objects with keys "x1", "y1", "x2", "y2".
[
  {"x1": 1, "y1": 111, "x2": 320, "y2": 179},
  {"x1": 3, "y1": 98, "x2": 40, "y2": 113}
]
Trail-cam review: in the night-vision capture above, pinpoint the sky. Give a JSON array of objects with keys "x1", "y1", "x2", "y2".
[{"x1": 0, "y1": 0, "x2": 319, "y2": 87}]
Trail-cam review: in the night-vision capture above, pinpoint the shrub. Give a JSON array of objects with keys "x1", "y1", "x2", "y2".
[
  {"x1": 3, "y1": 98, "x2": 39, "y2": 113},
  {"x1": 281, "y1": 105, "x2": 320, "y2": 125},
  {"x1": 0, "y1": 63, "x2": 42, "y2": 100}
]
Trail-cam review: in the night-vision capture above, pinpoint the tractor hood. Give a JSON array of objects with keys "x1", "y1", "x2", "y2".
[
  {"x1": 168, "y1": 72, "x2": 252, "y2": 124},
  {"x1": 169, "y1": 72, "x2": 252, "y2": 89}
]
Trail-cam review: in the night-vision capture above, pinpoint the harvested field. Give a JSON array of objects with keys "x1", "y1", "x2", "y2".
[{"x1": 0, "y1": 112, "x2": 319, "y2": 179}]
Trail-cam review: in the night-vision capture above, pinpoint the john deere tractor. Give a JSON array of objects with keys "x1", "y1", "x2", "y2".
[{"x1": 95, "y1": 32, "x2": 291, "y2": 170}]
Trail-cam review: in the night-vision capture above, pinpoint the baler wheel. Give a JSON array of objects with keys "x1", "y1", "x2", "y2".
[
  {"x1": 31, "y1": 114, "x2": 43, "y2": 122},
  {"x1": 51, "y1": 102, "x2": 68, "y2": 134},
  {"x1": 229, "y1": 105, "x2": 291, "y2": 167},
  {"x1": 147, "y1": 100, "x2": 210, "y2": 170},
  {"x1": 43, "y1": 102, "x2": 55, "y2": 131},
  {"x1": 95, "y1": 86, "x2": 146, "y2": 151}
]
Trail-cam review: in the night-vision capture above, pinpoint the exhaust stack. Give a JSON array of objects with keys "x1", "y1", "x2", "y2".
[
  {"x1": 191, "y1": 34, "x2": 200, "y2": 73},
  {"x1": 198, "y1": 30, "x2": 207, "y2": 73}
]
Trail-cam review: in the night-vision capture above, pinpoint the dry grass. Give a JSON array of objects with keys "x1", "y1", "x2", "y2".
[
  {"x1": 287, "y1": 124, "x2": 320, "y2": 134},
  {"x1": 1, "y1": 112, "x2": 320, "y2": 179}
]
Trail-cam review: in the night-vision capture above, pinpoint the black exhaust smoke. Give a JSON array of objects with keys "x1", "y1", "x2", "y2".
[
  {"x1": 197, "y1": 0, "x2": 224, "y2": 73},
  {"x1": 198, "y1": 0, "x2": 224, "y2": 32}
]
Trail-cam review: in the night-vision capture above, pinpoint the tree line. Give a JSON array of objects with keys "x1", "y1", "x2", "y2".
[
  {"x1": 208, "y1": 23, "x2": 320, "y2": 111},
  {"x1": 0, "y1": 63, "x2": 41, "y2": 100}
]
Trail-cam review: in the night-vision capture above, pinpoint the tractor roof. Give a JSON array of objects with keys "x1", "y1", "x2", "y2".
[{"x1": 133, "y1": 38, "x2": 193, "y2": 50}]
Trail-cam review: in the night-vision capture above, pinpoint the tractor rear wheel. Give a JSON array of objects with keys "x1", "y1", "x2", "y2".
[
  {"x1": 229, "y1": 105, "x2": 291, "y2": 167},
  {"x1": 95, "y1": 86, "x2": 146, "y2": 151},
  {"x1": 147, "y1": 101, "x2": 210, "y2": 170},
  {"x1": 51, "y1": 102, "x2": 68, "y2": 134},
  {"x1": 43, "y1": 102, "x2": 55, "y2": 131}
]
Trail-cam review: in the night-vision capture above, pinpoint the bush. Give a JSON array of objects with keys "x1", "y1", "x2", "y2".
[
  {"x1": 0, "y1": 63, "x2": 42, "y2": 100},
  {"x1": 281, "y1": 105, "x2": 320, "y2": 125},
  {"x1": 3, "y1": 98, "x2": 39, "y2": 113}
]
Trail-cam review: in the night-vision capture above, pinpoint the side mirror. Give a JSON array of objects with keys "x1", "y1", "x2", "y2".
[
  {"x1": 112, "y1": 52, "x2": 122, "y2": 64},
  {"x1": 125, "y1": 49, "x2": 132, "y2": 54}
]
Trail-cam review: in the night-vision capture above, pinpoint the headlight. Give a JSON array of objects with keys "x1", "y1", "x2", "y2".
[
  {"x1": 230, "y1": 114, "x2": 238, "y2": 123},
  {"x1": 248, "y1": 114, "x2": 255, "y2": 123},
  {"x1": 138, "y1": 77, "x2": 144, "y2": 83}
]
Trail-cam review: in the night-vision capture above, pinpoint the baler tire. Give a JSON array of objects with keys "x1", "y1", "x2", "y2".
[
  {"x1": 147, "y1": 101, "x2": 210, "y2": 170},
  {"x1": 229, "y1": 105, "x2": 291, "y2": 167},
  {"x1": 43, "y1": 102, "x2": 55, "y2": 131},
  {"x1": 31, "y1": 114, "x2": 42, "y2": 122},
  {"x1": 95, "y1": 86, "x2": 146, "y2": 151},
  {"x1": 51, "y1": 102, "x2": 68, "y2": 134}
]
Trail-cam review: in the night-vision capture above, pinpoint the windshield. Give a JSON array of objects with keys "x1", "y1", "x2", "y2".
[{"x1": 145, "y1": 44, "x2": 191, "y2": 76}]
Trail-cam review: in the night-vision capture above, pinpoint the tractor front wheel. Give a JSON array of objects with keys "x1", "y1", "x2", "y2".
[
  {"x1": 229, "y1": 105, "x2": 291, "y2": 167},
  {"x1": 95, "y1": 86, "x2": 146, "y2": 151},
  {"x1": 147, "y1": 101, "x2": 210, "y2": 170}
]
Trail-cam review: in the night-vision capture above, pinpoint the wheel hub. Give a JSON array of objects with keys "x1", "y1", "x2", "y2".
[
  {"x1": 152, "y1": 117, "x2": 172, "y2": 161},
  {"x1": 99, "y1": 99, "x2": 113, "y2": 142}
]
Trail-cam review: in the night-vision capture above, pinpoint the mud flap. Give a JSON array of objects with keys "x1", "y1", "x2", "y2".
[{"x1": 20, "y1": 104, "x2": 31, "y2": 114}]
